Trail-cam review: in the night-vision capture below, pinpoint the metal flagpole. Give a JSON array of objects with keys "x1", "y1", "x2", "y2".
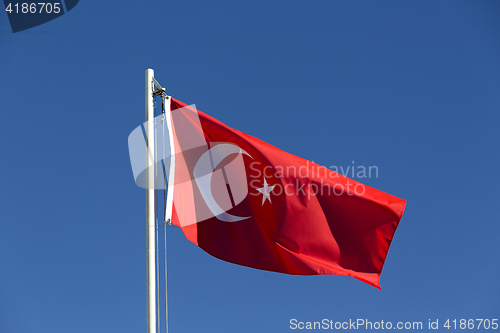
[{"x1": 145, "y1": 68, "x2": 157, "y2": 333}]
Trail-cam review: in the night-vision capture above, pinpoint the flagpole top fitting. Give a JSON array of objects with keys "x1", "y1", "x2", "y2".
[{"x1": 153, "y1": 87, "x2": 166, "y2": 96}]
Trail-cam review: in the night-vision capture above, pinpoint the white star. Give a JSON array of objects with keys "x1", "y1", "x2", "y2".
[{"x1": 256, "y1": 177, "x2": 276, "y2": 205}]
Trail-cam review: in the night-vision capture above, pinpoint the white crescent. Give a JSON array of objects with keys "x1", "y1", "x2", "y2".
[{"x1": 193, "y1": 144, "x2": 252, "y2": 222}]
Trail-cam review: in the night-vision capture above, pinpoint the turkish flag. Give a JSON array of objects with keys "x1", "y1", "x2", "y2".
[{"x1": 167, "y1": 98, "x2": 406, "y2": 288}]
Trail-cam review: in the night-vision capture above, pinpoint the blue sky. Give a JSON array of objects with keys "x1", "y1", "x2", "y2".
[{"x1": 1, "y1": 1, "x2": 499, "y2": 332}]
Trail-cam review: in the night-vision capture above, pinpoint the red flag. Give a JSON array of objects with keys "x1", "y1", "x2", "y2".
[{"x1": 166, "y1": 98, "x2": 406, "y2": 288}]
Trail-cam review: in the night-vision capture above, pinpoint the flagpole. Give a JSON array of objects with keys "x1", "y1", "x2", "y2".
[{"x1": 145, "y1": 68, "x2": 157, "y2": 333}]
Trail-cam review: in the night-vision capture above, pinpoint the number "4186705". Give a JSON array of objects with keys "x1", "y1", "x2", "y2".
[
  {"x1": 5, "y1": 3, "x2": 61, "y2": 14},
  {"x1": 444, "y1": 319, "x2": 498, "y2": 330}
]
